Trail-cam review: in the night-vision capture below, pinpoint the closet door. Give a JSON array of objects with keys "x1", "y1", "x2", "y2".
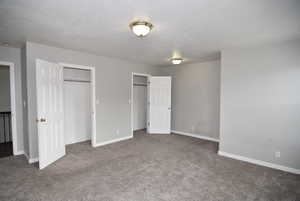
[{"x1": 64, "y1": 81, "x2": 91, "y2": 145}]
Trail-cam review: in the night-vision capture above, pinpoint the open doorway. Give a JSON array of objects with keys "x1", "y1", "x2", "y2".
[
  {"x1": 63, "y1": 66, "x2": 92, "y2": 147},
  {"x1": 131, "y1": 73, "x2": 150, "y2": 137},
  {"x1": 0, "y1": 62, "x2": 17, "y2": 158},
  {"x1": 36, "y1": 59, "x2": 96, "y2": 169},
  {"x1": 131, "y1": 73, "x2": 172, "y2": 137},
  {"x1": 61, "y1": 63, "x2": 96, "y2": 152}
]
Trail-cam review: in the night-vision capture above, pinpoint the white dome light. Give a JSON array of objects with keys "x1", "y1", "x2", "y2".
[
  {"x1": 130, "y1": 21, "x2": 153, "y2": 37},
  {"x1": 171, "y1": 58, "x2": 183, "y2": 65}
]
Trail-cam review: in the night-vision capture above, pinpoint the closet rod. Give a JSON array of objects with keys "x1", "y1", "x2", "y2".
[
  {"x1": 64, "y1": 79, "x2": 91, "y2": 83},
  {"x1": 133, "y1": 83, "x2": 147, "y2": 86}
]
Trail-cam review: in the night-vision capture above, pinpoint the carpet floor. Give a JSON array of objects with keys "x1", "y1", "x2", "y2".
[{"x1": 0, "y1": 130, "x2": 299, "y2": 201}]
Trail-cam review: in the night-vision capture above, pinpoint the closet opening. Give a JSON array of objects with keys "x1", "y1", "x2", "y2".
[
  {"x1": 131, "y1": 73, "x2": 150, "y2": 137},
  {"x1": 62, "y1": 64, "x2": 96, "y2": 151}
]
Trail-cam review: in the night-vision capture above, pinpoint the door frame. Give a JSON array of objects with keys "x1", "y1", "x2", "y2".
[
  {"x1": 0, "y1": 61, "x2": 18, "y2": 155},
  {"x1": 59, "y1": 63, "x2": 97, "y2": 147},
  {"x1": 131, "y1": 72, "x2": 151, "y2": 136}
]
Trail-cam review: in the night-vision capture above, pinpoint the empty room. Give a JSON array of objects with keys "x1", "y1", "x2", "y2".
[{"x1": 0, "y1": 0, "x2": 299, "y2": 200}]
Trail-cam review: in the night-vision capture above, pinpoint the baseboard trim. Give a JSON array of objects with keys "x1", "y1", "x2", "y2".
[
  {"x1": 171, "y1": 130, "x2": 219, "y2": 142},
  {"x1": 14, "y1": 150, "x2": 24, "y2": 156},
  {"x1": 93, "y1": 135, "x2": 133, "y2": 147},
  {"x1": 28, "y1": 157, "x2": 39, "y2": 164},
  {"x1": 22, "y1": 151, "x2": 39, "y2": 164},
  {"x1": 218, "y1": 151, "x2": 300, "y2": 175}
]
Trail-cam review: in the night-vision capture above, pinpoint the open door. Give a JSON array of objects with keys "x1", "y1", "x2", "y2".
[
  {"x1": 148, "y1": 76, "x2": 171, "y2": 134},
  {"x1": 36, "y1": 59, "x2": 65, "y2": 169}
]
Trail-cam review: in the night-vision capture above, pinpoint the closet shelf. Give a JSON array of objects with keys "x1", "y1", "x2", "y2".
[
  {"x1": 64, "y1": 79, "x2": 91, "y2": 83},
  {"x1": 133, "y1": 82, "x2": 147, "y2": 86}
]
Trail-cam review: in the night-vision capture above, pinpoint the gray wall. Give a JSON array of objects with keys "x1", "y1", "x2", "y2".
[
  {"x1": 0, "y1": 65, "x2": 10, "y2": 111},
  {"x1": 26, "y1": 41, "x2": 160, "y2": 159},
  {"x1": 161, "y1": 60, "x2": 221, "y2": 140},
  {"x1": 0, "y1": 46, "x2": 24, "y2": 153},
  {"x1": 220, "y1": 40, "x2": 300, "y2": 170}
]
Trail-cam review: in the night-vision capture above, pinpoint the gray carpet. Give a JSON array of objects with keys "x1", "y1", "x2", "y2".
[{"x1": 0, "y1": 130, "x2": 299, "y2": 201}]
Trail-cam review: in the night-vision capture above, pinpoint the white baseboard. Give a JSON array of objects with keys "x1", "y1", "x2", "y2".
[
  {"x1": 93, "y1": 135, "x2": 133, "y2": 147},
  {"x1": 218, "y1": 151, "x2": 300, "y2": 175},
  {"x1": 171, "y1": 130, "x2": 219, "y2": 142},
  {"x1": 23, "y1": 151, "x2": 39, "y2": 164},
  {"x1": 14, "y1": 150, "x2": 24, "y2": 156},
  {"x1": 28, "y1": 157, "x2": 39, "y2": 164}
]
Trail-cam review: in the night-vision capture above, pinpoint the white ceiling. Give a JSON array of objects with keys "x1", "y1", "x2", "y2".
[{"x1": 0, "y1": 0, "x2": 299, "y2": 66}]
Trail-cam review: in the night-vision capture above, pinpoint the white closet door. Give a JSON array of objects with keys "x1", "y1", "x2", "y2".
[
  {"x1": 36, "y1": 59, "x2": 65, "y2": 169},
  {"x1": 149, "y1": 76, "x2": 171, "y2": 134},
  {"x1": 64, "y1": 82, "x2": 91, "y2": 145}
]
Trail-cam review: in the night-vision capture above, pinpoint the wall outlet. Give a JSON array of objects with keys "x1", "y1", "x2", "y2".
[
  {"x1": 275, "y1": 151, "x2": 281, "y2": 158},
  {"x1": 191, "y1": 126, "x2": 195, "y2": 132},
  {"x1": 116, "y1": 129, "x2": 120, "y2": 135}
]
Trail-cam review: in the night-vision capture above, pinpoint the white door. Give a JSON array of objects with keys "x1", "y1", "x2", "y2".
[
  {"x1": 36, "y1": 59, "x2": 65, "y2": 169},
  {"x1": 64, "y1": 81, "x2": 91, "y2": 145},
  {"x1": 148, "y1": 76, "x2": 171, "y2": 134}
]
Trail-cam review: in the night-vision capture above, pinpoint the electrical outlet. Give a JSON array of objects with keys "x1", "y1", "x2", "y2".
[
  {"x1": 116, "y1": 129, "x2": 120, "y2": 135},
  {"x1": 275, "y1": 151, "x2": 281, "y2": 158},
  {"x1": 191, "y1": 126, "x2": 195, "y2": 132}
]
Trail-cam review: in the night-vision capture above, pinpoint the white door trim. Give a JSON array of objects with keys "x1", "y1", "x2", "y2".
[
  {"x1": 59, "y1": 63, "x2": 97, "y2": 147},
  {"x1": 0, "y1": 61, "x2": 18, "y2": 155},
  {"x1": 131, "y1": 73, "x2": 151, "y2": 136}
]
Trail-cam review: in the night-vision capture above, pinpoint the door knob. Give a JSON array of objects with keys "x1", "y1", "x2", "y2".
[{"x1": 36, "y1": 118, "x2": 46, "y2": 123}]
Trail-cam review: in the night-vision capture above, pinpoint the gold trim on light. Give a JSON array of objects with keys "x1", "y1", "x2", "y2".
[{"x1": 129, "y1": 21, "x2": 153, "y2": 37}]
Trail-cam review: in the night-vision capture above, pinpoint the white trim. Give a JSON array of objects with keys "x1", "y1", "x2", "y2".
[
  {"x1": 0, "y1": 61, "x2": 19, "y2": 155},
  {"x1": 14, "y1": 150, "x2": 25, "y2": 155},
  {"x1": 218, "y1": 151, "x2": 300, "y2": 175},
  {"x1": 23, "y1": 151, "x2": 39, "y2": 163},
  {"x1": 93, "y1": 135, "x2": 133, "y2": 147},
  {"x1": 172, "y1": 130, "x2": 219, "y2": 142},
  {"x1": 28, "y1": 157, "x2": 39, "y2": 164},
  {"x1": 59, "y1": 63, "x2": 97, "y2": 147},
  {"x1": 131, "y1": 73, "x2": 152, "y2": 137},
  {"x1": 24, "y1": 152, "x2": 29, "y2": 161}
]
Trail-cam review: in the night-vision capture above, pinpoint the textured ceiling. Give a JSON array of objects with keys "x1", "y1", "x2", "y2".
[{"x1": 0, "y1": 0, "x2": 300, "y2": 66}]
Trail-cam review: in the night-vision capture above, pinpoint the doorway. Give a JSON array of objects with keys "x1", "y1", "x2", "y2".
[
  {"x1": 61, "y1": 63, "x2": 96, "y2": 146},
  {"x1": 131, "y1": 73, "x2": 150, "y2": 136},
  {"x1": 0, "y1": 62, "x2": 17, "y2": 158},
  {"x1": 131, "y1": 73, "x2": 172, "y2": 136},
  {"x1": 63, "y1": 66, "x2": 93, "y2": 146},
  {"x1": 36, "y1": 60, "x2": 96, "y2": 169}
]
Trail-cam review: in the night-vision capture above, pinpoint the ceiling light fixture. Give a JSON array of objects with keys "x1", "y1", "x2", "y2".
[
  {"x1": 129, "y1": 21, "x2": 153, "y2": 37},
  {"x1": 171, "y1": 58, "x2": 183, "y2": 65}
]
